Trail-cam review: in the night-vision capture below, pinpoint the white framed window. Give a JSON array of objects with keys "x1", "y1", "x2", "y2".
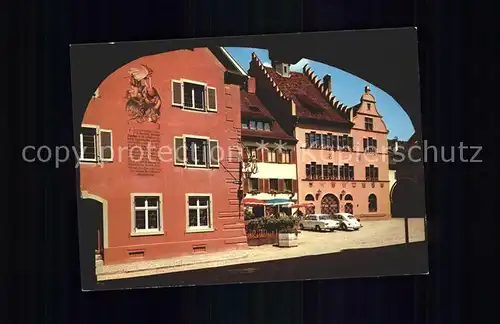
[
  {"x1": 267, "y1": 149, "x2": 277, "y2": 163},
  {"x1": 80, "y1": 125, "x2": 98, "y2": 162},
  {"x1": 174, "y1": 135, "x2": 219, "y2": 168},
  {"x1": 171, "y1": 79, "x2": 217, "y2": 112},
  {"x1": 79, "y1": 124, "x2": 113, "y2": 163},
  {"x1": 131, "y1": 194, "x2": 163, "y2": 235},
  {"x1": 186, "y1": 194, "x2": 213, "y2": 233}
]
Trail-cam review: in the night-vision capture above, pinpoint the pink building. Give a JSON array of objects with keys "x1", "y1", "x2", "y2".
[{"x1": 248, "y1": 53, "x2": 391, "y2": 220}]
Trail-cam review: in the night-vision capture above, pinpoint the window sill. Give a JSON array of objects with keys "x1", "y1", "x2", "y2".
[
  {"x1": 185, "y1": 228, "x2": 215, "y2": 234},
  {"x1": 130, "y1": 231, "x2": 164, "y2": 237}
]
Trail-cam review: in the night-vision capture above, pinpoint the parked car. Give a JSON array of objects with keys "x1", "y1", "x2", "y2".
[
  {"x1": 299, "y1": 214, "x2": 340, "y2": 232},
  {"x1": 331, "y1": 213, "x2": 362, "y2": 231}
]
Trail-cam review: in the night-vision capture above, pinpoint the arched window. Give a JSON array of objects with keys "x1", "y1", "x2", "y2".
[
  {"x1": 305, "y1": 194, "x2": 315, "y2": 201},
  {"x1": 368, "y1": 194, "x2": 377, "y2": 212},
  {"x1": 344, "y1": 194, "x2": 353, "y2": 201}
]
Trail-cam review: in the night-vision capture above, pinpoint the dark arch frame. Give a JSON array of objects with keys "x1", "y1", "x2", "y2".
[{"x1": 71, "y1": 28, "x2": 422, "y2": 142}]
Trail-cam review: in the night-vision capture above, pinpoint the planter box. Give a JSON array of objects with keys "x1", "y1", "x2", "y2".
[{"x1": 278, "y1": 233, "x2": 298, "y2": 247}]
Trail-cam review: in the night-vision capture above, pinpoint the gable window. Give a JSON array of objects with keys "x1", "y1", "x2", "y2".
[
  {"x1": 363, "y1": 137, "x2": 378, "y2": 153},
  {"x1": 187, "y1": 195, "x2": 213, "y2": 232},
  {"x1": 365, "y1": 117, "x2": 374, "y2": 131},
  {"x1": 365, "y1": 165, "x2": 379, "y2": 181},
  {"x1": 172, "y1": 80, "x2": 217, "y2": 112},
  {"x1": 264, "y1": 122, "x2": 271, "y2": 131},
  {"x1": 367, "y1": 103, "x2": 371, "y2": 110},
  {"x1": 174, "y1": 136, "x2": 219, "y2": 168},
  {"x1": 79, "y1": 125, "x2": 113, "y2": 163},
  {"x1": 256, "y1": 121, "x2": 264, "y2": 130},
  {"x1": 241, "y1": 122, "x2": 248, "y2": 129},
  {"x1": 249, "y1": 121, "x2": 256, "y2": 130},
  {"x1": 132, "y1": 194, "x2": 162, "y2": 234}
]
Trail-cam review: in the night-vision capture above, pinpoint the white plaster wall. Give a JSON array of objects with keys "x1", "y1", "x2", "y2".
[{"x1": 250, "y1": 162, "x2": 297, "y2": 180}]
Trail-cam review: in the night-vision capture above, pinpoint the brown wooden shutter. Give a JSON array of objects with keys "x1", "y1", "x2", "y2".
[
  {"x1": 257, "y1": 149, "x2": 263, "y2": 162},
  {"x1": 365, "y1": 166, "x2": 370, "y2": 180},
  {"x1": 207, "y1": 87, "x2": 217, "y2": 112},
  {"x1": 276, "y1": 150, "x2": 282, "y2": 163},
  {"x1": 262, "y1": 148, "x2": 268, "y2": 162},
  {"x1": 363, "y1": 138, "x2": 368, "y2": 150},
  {"x1": 291, "y1": 147, "x2": 296, "y2": 163},
  {"x1": 258, "y1": 179, "x2": 264, "y2": 191},
  {"x1": 243, "y1": 178, "x2": 250, "y2": 192},
  {"x1": 172, "y1": 80, "x2": 183, "y2": 106},
  {"x1": 174, "y1": 136, "x2": 185, "y2": 165},
  {"x1": 100, "y1": 130, "x2": 112, "y2": 161},
  {"x1": 374, "y1": 167, "x2": 379, "y2": 180},
  {"x1": 264, "y1": 179, "x2": 270, "y2": 193},
  {"x1": 278, "y1": 179, "x2": 285, "y2": 191},
  {"x1": 292, "y1": 179, "x2": 298, "y2": 193}
]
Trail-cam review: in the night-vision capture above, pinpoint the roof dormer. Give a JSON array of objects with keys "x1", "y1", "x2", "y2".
[{"x1": 272, "y1": 61, "x2": 290, "y2": 78}]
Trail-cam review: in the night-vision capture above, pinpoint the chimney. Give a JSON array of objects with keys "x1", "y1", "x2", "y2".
[
  {"x1": 323, "y1": 74, "x2": 332, "y2": 92},
  {"x1": 247, "y1": 77, "x2": 256, "y2": 94}
]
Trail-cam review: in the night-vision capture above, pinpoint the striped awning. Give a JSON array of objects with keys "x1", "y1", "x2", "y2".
[
  {"x1": 264, "y1": 198, "x2": 293, "y2": 206},
  {"x1": 242, "y1": 198, "x2": 265, "y2": 206}
]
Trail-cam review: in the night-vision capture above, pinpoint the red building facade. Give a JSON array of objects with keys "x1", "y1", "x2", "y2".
[{"x1": 79, "y1": 48, "x2": 248, "y2": 265}]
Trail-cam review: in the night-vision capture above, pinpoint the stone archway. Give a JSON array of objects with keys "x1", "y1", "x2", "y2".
[
  {"x1": 305, "y1": 194, "x2": 315, "y2": 214},
  {"x1": 81, "y1": 191, "x2": 108, "y2": 264},
  {"x1": 321, "y1": 194, "x2": 339, "y2": 215}
]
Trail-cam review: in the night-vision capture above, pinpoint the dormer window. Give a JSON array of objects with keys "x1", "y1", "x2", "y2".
[
  {"x1": 244, "y1": 119, "x2": 272, "y2": 132},
  {"x1": 274, "y1": 62, "x2": 290, "y2": 77},
  {"x1": 283, "y1": 65, "x2": 288, "y2": 74},
  {"x1": 367, "y1": 103, "x2": 371, "y2": 110}
]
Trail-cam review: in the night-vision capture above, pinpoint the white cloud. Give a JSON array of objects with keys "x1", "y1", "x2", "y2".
[{"x1": 290, "y1": 58, "x2": 312, "y2": 72}]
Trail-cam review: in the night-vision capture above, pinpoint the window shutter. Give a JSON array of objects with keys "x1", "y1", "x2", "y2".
[
  {"x1": 174, "y1": 136, "x2": 185, "y2": 165},
  {"x1": 207, "y1": 87, "x2": 217, "y2": 112},
  {"x1": 99, "y1": 130, "x2": 113, "y2": 161},
  {"x1": 172, "y1": 80, "x2": 183, "y2": 106},
  {"x1": 243, "y1": 178, "x2": 250, "y2": 192},
  {"x1": 263, "y1": 179, "x2": 269, "y2": 193},
  {"x1": 290, "y1": 148, "x2": 296, "y2": 163},
  {"x1": 209, "y1": 139, "x2": 220, "y2": 167},
  {"x1": 257, "y1": 148, "x2": 263, "y2": 162},
  {"x1": 373, "y1": 139, "x2": 378, "y2": 149},
  {"x1": 365, "y1": 167, "x2": 370, "y2": 180},
  {"x1": 374, "y1": 167, "x2": 379, "y2": 180},
  {"x1": 278, "y1": 179, "x2": 285, "y2": 191},
  {"x1": 258, "y1": 179, "x2": 264, "y2": 191},
  {"x1": 292, "y1": 180, "x2": 298, "y2": 193},
  {"x1": 363, "y1": 138, "x2": 368, "y2": 150},
  {"x1": 305, "y1": 133, "x2": 310, "y2": 148},
  {"x1": 349, "y1": 166, "x2": 354, "y2": 180},
  {"x1": 332, "y1": 135, "x2": 338, "y2": 150}
]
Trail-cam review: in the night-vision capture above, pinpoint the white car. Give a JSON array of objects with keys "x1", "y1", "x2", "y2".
[
  {"x1": 332, "y1": 213, "x2": 362, "y2": 231},
  {"x1": 299, "y1": 214, "x2": 340, "y2": 232}
]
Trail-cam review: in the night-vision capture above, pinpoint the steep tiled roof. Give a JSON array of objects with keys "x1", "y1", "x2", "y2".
[
  {"x1": 240, "y1": 89, "x2": 296, "y2": 142},
  {"x1": 249, "y1": 53, "x2": 353, "y2": 125}
]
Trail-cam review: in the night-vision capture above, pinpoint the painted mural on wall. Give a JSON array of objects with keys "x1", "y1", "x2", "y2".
[{"x1": 125, "y1": 65, "x2": 161, "y2": 124}]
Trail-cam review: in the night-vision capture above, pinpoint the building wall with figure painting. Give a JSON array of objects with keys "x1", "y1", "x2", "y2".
[
  {"x1": 79, "y1": 47, "x2": 249, "y2": 266},
  {"x1": 248, "y1": 53, "x2": 391, "y2": 220}
]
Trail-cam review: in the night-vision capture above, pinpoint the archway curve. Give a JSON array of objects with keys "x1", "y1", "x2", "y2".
[
  {"x1": 390, "y1": 178, "x2": 425, "y2": 218},
  {"x1": 390, "y1": 177, "x2": 418, "y2": 203},
  {"x1": 320, "y1": 193, "x2": 340, "y2": 215},
  {"x1": 81, "y1": 191, "x2": 109, "y2": 249},
  {"x1": 344, "y1": 193, "x2": 353, "y2": 201},
  {"x1": 304, "y1": 194, "x2": 315, "y2": 201}
]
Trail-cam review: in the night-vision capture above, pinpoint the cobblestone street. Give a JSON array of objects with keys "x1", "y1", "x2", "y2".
[{"x1": 97, "y1": 218, "x2": 426, "y2": 281}]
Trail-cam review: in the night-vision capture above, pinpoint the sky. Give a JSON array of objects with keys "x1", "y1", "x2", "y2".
[{"x1": 225, "y1": 47, "x2": 414, "y2": 141}]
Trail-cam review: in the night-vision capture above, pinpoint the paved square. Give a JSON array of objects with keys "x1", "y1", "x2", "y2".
[{"x1": 97, "y1": 218, "x2": 426, "y2": 281}]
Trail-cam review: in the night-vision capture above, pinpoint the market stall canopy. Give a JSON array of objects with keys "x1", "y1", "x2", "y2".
[{"x1": 242, "y1": 198, "x2": 265, "y2": 206}]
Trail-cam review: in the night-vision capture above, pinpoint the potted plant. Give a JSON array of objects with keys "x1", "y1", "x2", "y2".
[
  {"x1": 277, "y1": 216, "x2": 299, "y2": 247},
  {"x1": 249, "y1": 189, "x2": 260, "y2": 195},
  {"x1": 269, "y1": 189, "x2": 279, "y2": 196},
  {"x1": 278, "y1": 227, "x2": 299, "y2": 247}
]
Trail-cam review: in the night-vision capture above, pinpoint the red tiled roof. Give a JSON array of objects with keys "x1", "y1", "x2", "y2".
[
  {"x1": 263, "y1": 67, "x2": 350, "y2": 124},
  {"x1": 240, "y1": 89, "x2": 296, "y2": 142}
]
